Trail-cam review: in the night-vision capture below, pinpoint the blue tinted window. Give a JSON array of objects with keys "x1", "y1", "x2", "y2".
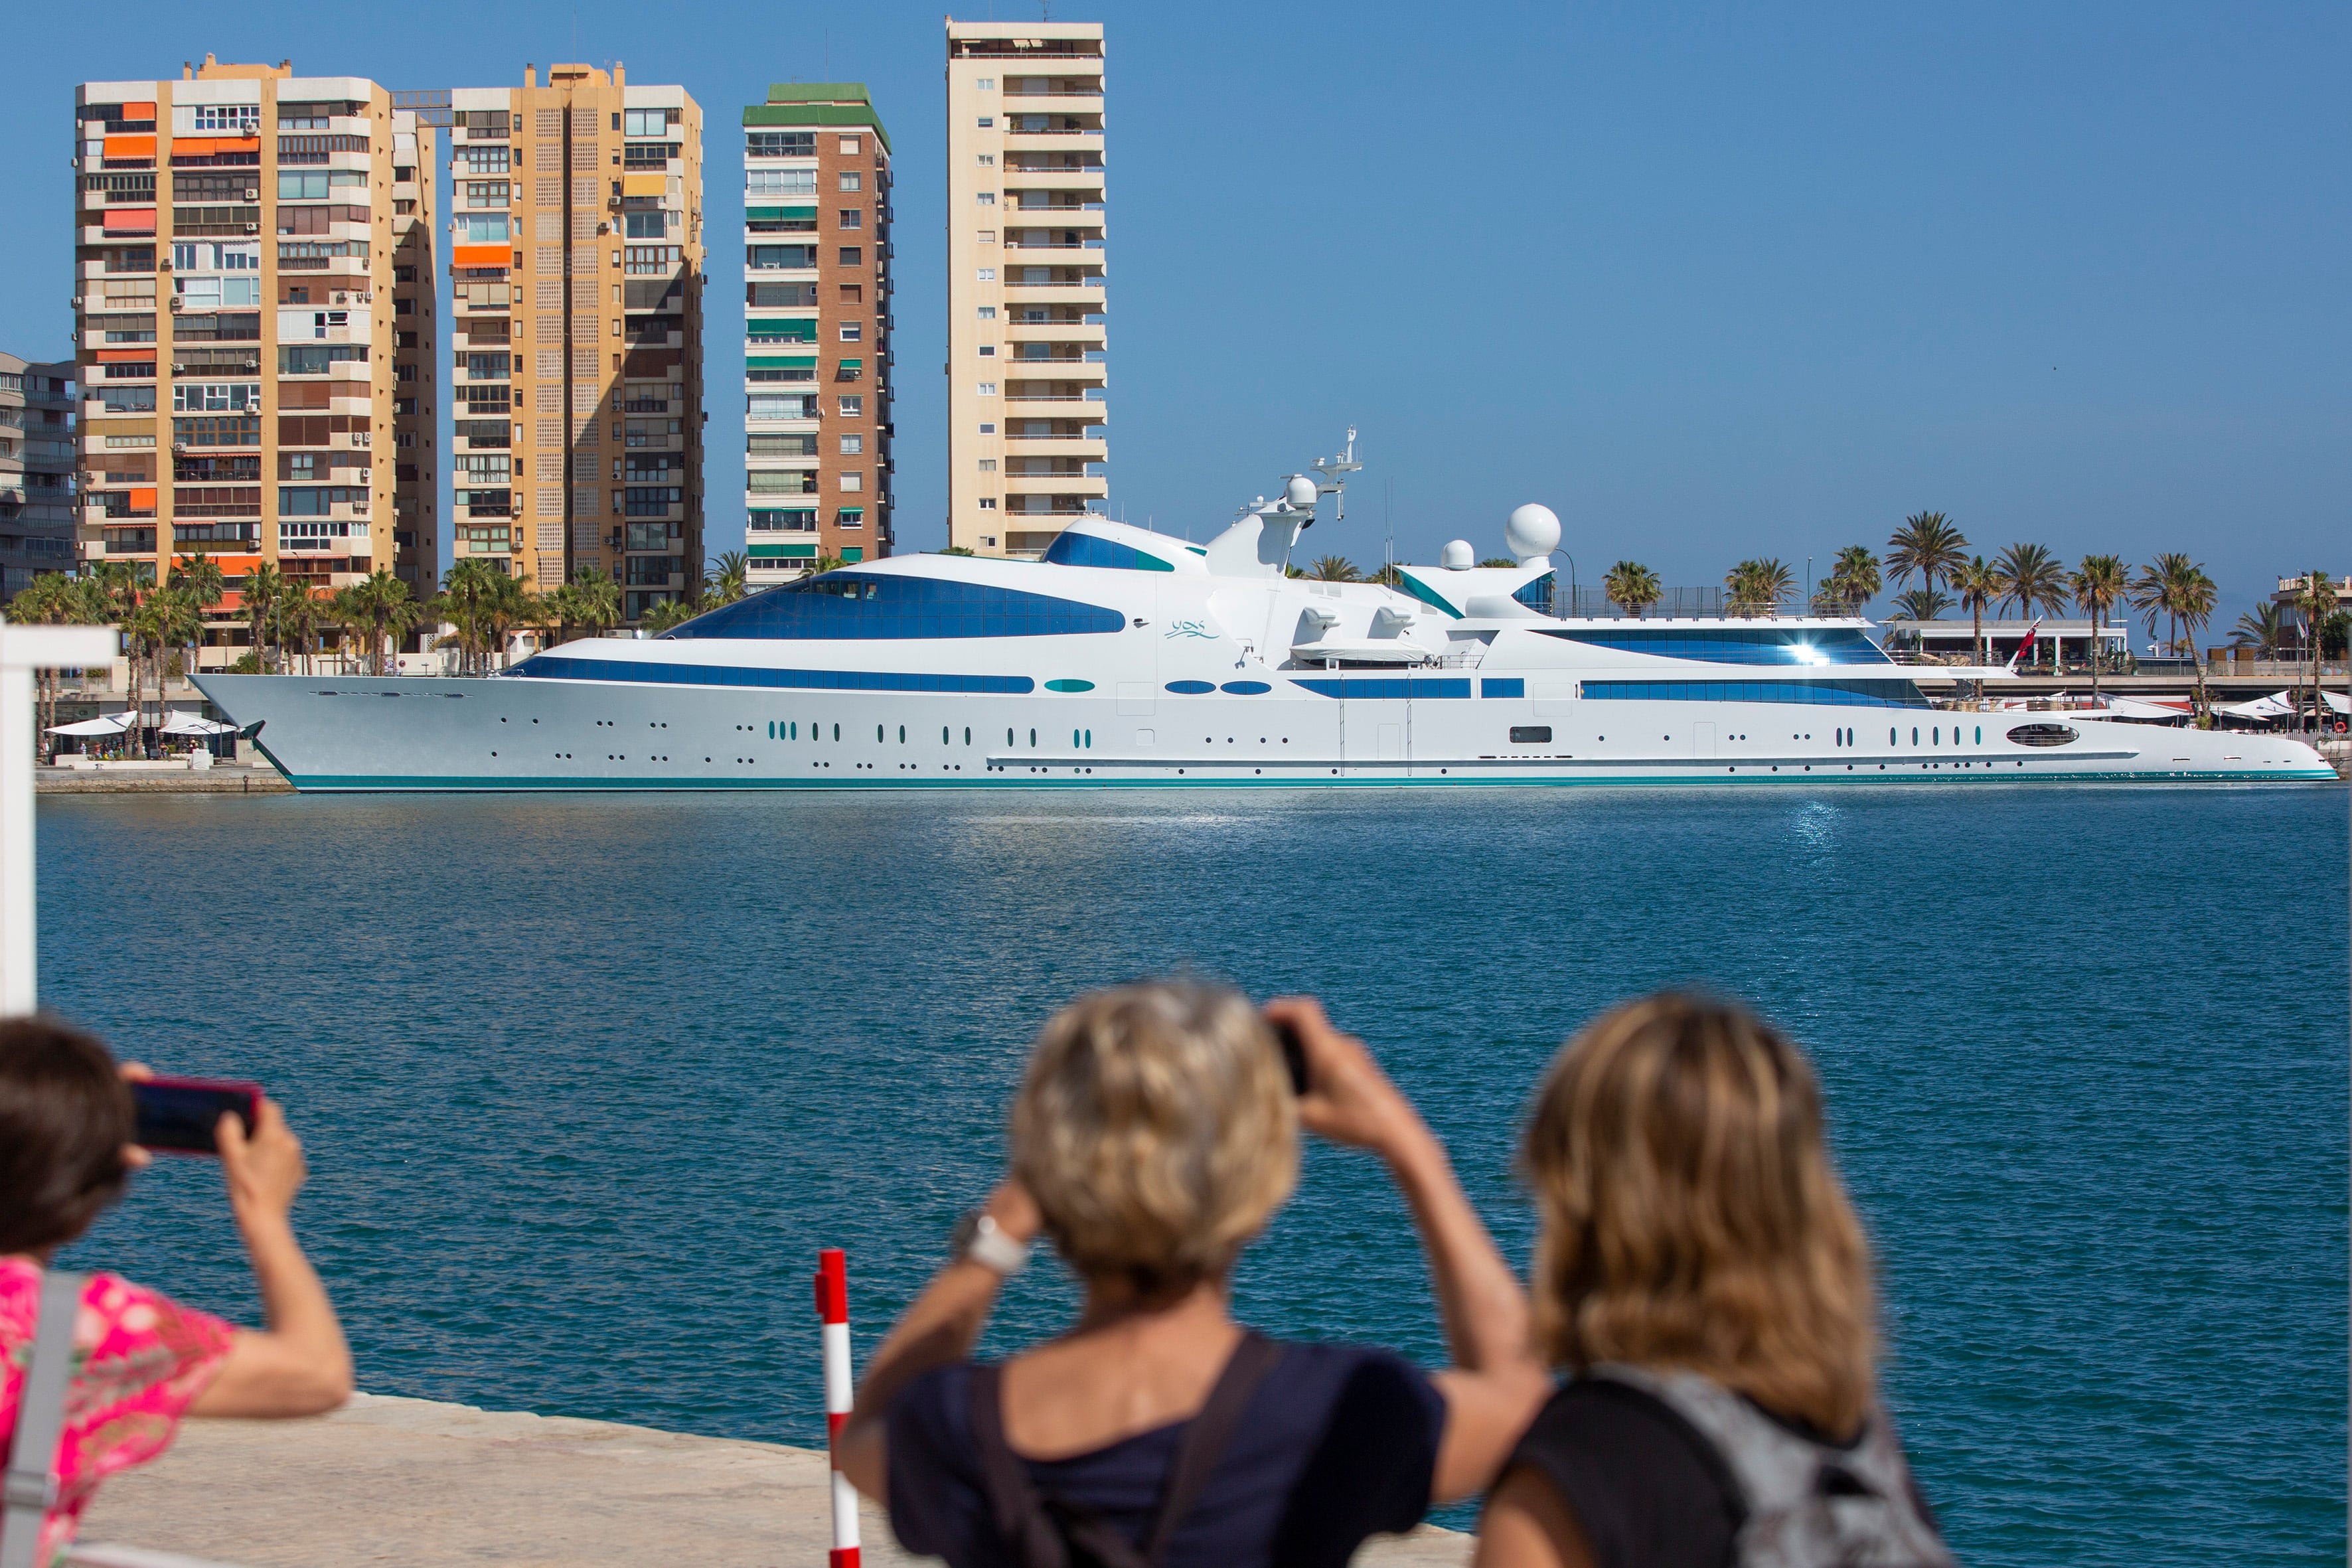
[
  {"x1": 1042, "y1": 531, "x2": 1175, "y2": 572},
  {"x1": 665, "y1": 572, "x2": 1124, "y2": 641},
  {"x1": 1221, "y1": 680, "x2": 1271, "y2": 695},
  {"x1": 1536, "y1": 627, "x2": 1891, "y2": 666},
  {"x1": 1512, "y1": 573, "x2": 1555, "y2": 613},
  {"x1": 1481, "y1": 678, "x2": 1525, "y2": 698},
  {"x1": 1581, "y1": 679, "x2": 1926, "y2": 708},
  {"x1": 1165, "y1": 680, "x2": 1214, "y2": 694},
  {"x1": 1291, "y1": 678, "x2": 1472, "y2": 700},
  {"x1": 509, "y1": 656, "x2": 1033, "y2": 694}
]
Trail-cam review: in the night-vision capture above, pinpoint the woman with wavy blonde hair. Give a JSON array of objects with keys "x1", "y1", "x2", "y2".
[
  {"x1": 1478, "y1": 994, "x2": 1952, "y2": 1568},
  {"x1": 837, "y1": 981, "x2": 1548, "y2": 1568}
]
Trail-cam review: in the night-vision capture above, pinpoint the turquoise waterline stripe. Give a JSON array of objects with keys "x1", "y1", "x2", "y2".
[
  {"x1": 510, "y1": 657, "x2": 1032, "y2": 693},
  {"x1": 274, "y1": 767, "x2": 2336, "y2": 792}
]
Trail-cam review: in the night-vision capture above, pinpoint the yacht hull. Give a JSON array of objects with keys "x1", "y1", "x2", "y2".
[{"x1": 195, "y1": 673, "x2": 2338, "y2": 791}]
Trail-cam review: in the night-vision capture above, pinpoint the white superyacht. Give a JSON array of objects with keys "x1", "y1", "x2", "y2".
[{"x1": 196, "y1": 443, "x2": 2335, "y2": 791}]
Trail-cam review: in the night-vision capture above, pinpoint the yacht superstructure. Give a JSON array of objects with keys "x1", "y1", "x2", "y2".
[{"x1": 196, "y1": 441, "x2": 2336, "y2": 790}]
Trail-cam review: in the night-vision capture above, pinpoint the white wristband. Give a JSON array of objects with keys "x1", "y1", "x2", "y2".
[{"x1": 965, "y1": 1214, "x2": 1031, "y2": 1277}]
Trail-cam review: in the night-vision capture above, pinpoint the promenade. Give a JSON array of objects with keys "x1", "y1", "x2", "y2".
[{"x1": 72, "y1": 1394, "x2": 1470, "y2": 1568}]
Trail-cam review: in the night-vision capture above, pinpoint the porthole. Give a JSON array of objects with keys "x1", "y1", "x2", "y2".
[
  {"x1": 964, "y1": 727, "x2": 972, "y2": 745},
  {"x1": 1029, "y1": 728, "x2": 1037, "y2": 747},
  {"x1": 832, "y1": 724, "x2": 840, "y2": 741},
  {"x1": 942, "y1": 726, "x2": 950, "y2": 744},
  {"x1": 877, "y1": 725, "x2": 885, "y2": 742},
  {"x1": 2006, "y1": 723, "x2": 2079, "y2": 748},
  {"x1": 1510, "y1": 726, "x2": 1553, "y2": 744},
  {"x1": 1007, "y1": 728, "x2": 1015, "y2": 745}
]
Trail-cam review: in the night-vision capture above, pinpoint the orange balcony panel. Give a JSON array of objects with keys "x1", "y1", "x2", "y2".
[
  {"x1": 123, "y1": 102, "x2": 156, "y2": 119},
  {"x1": 94, "y1": 349, "x2": 153, "y2": 363},
  {"x1": 128, "y1": 487, "x2": 157, "y2": 510},
  {"x1": 453, "y1": 244, "x2": 510, "y2": 268},
  {"x1": 102, "y1": 208, "x2": 156, "y2": 235},
  {"x1": 104, "y1": 134, "x2": 155, "y2": 159},
  {"x1": 170, "y1": 136, "x2": 258, "y2": 159}
]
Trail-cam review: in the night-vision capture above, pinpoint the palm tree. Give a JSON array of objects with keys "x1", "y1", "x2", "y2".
[
  {"x1": 2232, "y1": 602, "x2": 2285, "y2": 657},
  {"x1": 1828, "y1": 545, "x2": 1882, "y2": 614},
  {"x1": 1952, "y1": 556, "x2": 2000, "y2": 666},
  {"x1": 1725, "y1": 559, "x2": 1792, "y2": 618},
  {"x1": 2183, "y1": 565, "x2": 2219, "y2": 719},
  {"x1": 2130, "y1": 553, "x2": 2194, "y2": 658},
  {"x1": 275, "y1": 586, "x2": 321, "y2": 676},
  {"x1": 2069, "y1": 554, "x2": 2127, "y2": 696},
  {"x1": 479, "y1": 570, "x2": 542, "y2": 670},
  {"x1": 168, "y1": 551, "x2": 227, "y2": 687},
  {"x1": 1369, "y1": 563, "x2": 1403, "y2": 589},
  {"x1": 1891, "y1": 586, "x2": 1952, "y2": 636},
  {"x1": 2292, "y1": 570, "x2": 2339, "y2": 732},
  {"x1": 569, "y1": 565, "x2": 622, "y2": 638},
  {"x1": 1992, "y1": 544, "x2": 2065, "y2": 671},
  {"x1": 638, "y1": 596, "x2": 700, "y2": 634},
  {"x1": 240, "y1": 561, "x2": 285, "y2": 674},
  {"x1": 1603, "y1": 560, "x2": 1662, "y2": 619},
  {"x1": 432, "y1": 559, "x2": 505, "y2": 674},
  {"x1": 1885, "y1": 512, "x2": 1968, "y2": 600},
  {"x1": 1308, "y1": 555, "x2": 1362, "y2": 582},
  {"x1": 712, "y1": 552, "x2": 750, "y2": 605},
  {"x1": 7, "y1": 573, "x2": 80, "y2": 749}
]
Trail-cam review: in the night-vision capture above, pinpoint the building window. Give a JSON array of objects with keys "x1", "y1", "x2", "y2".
[
  {"x1": 977, "y1": 117, "x2": 994, "y2": 128},
  {"x1": 976, "y1": 192, "x2": 996, "y2": 206},
  {"x1": 978, "y1": 422, "x2": 995, "y2": 434},
  {"x1": 747, "y1": 131, "x2": 817, "y2": 157},
  {"x1": 623, "y1": 108, "x2": 675, "y2": 137},
  {"x1": 976, "y1": 268, "x2": 996, "y2": 281},
  {"x1": 838, "y1": 396, "x2": 863, "y2": 416},
  {"x1": 838, "y1": 171, "x2": 862, "y2": 192},
  {"x1": 839, "y1": 473, "x2": 863, "y2": 492},
  {"x1": 979, "y1": 498, "x2": 998, "y2": 510},
  {"x1": 978, "y1": 345, "x2": 995, "y2": 357},
  {"x1": 840, "y1": 435, "x2": 864, "y2": 455},
  {"x1": 747, "y1": 169, "x2": 818, "y2": 196},
  {"x1": 837, "y1": 209, "x2": 863, "y2": 230},
  {"x1": 838, "y1": 248, "x2": 862, "y2": 266},
  {"x1": 977, "y1": 153, "x2": 996, "y2": 166},
  {"x1": 977, "y1": 383, "x2": 997, "y2": 396},
  {"x1": 840, "y1": 323, "x2": 862, "y2": 342},
  {"x1": 193, "y1": 104, "x2": 261, "y2": 133},
  {"x1": 839, "y1": 136, "x2": 860, "y2": 153}
]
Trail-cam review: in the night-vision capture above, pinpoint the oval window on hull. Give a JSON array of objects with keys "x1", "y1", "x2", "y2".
[
  {"x1": 1165, "y1": 680, "x2": 1214, "y2": 695},
  {"x1": 2006, "y1": 724, "x2": 2079, "y2": 747}
]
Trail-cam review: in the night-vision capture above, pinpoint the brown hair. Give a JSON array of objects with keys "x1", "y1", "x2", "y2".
[
  {"x1": 1522, "y1": 994, "x2": 1877, "y2": 1437},
  {"x1": 0, "y1": 1017, "x2": 133, "y2": 1255},
  {"x1": 1012, "y1": 981, "x2": 1297, "y2": 1295}
]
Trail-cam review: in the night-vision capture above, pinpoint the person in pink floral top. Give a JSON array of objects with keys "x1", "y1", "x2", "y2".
[{"x1": 1, "y1": 1019, "x2": 353, "y2": 1567}]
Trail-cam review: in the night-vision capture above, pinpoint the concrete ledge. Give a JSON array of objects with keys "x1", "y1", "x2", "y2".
[
  {"x1": 37, "y1": 767, "x2": 291, "y2": 795},
  {"x1": 73, "y1": 1393, "x2": 1470, "y2": 1567}
]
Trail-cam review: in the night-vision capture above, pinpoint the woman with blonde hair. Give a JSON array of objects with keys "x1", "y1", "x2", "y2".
[
  {"x1": 1477, "y1": 994, "x2": 1952, "y2": 1568},
  {"x1": 836, "y1": 982, "x2": 1548, "y2": 1568}
]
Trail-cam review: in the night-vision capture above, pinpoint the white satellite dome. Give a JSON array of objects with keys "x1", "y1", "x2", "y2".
[
  {"x1": 1439, "y1": 539, "x2": 1475, "y2": 570},
  {"x1": 1284, "y1": 474, "x2": 1318, "y2": 509},
  {"x1": 1506, "y1": 503, "x2": 1561, "y2": 564}
]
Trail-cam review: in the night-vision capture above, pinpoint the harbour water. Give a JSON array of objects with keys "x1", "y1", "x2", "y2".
[{"x1": 43, "y1": 783, "x2": 2348, "y2": 1566}]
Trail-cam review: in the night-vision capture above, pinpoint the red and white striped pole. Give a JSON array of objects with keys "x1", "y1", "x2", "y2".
[{"x1": 815, "y1": 1248, "x2": 860, "y2": 1568}]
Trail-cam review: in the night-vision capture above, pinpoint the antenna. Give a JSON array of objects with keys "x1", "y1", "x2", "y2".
[{"x1": 1310, "y1": 425, "x2": 1362, "y2": 523}]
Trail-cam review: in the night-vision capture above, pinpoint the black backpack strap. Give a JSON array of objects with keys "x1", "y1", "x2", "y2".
[
  {"x1": 1140, "y1": 1332, "x2": 1283, "y2": 1565},
  {"x1": 968, "y1": 1362, "x2": 1081, "y2": 1568}
]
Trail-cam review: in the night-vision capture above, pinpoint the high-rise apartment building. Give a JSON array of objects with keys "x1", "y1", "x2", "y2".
[
  {"x1": 72, "y1": 58, "x2": 437, "y2": 651},
  {"x1": 447, "y1": 64, "x2": 703, "y2": 622},
  {"x1": 0, "y1": 355, "x2": 79, "y2": 601},
  {"x1": 742, "y1": 84, "x2": 894, "y2": 588},
  {"x1": 944, "y1": 21, "x2": 1107, "y2": 559}
]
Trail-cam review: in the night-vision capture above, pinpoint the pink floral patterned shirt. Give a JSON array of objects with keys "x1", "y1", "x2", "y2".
[{"x1": 0, "y1": 1259, "x2": 233, "y2": 1567}]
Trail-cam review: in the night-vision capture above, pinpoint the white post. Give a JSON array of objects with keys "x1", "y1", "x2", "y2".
[{"x1": 0, "y1": 625, "x2": 121, "y2": 1018}]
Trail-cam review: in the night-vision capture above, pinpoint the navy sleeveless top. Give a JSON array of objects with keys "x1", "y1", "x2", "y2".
[{"x1": 887, "y1": 1340, "x2": 1445, "y2": 1568}]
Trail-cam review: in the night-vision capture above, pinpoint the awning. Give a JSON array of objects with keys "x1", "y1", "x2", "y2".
[
  {"x1": 104, "y1": 134, "x2": 155, "y2": 159},
  {"x1": 47, "y1": 714, "x2": 133, "y2": 737},
  {"x1": 746, "y1": 319, "x2": 818, "y2": 336},
  {"x1": 102, "y1": 208, "x2": 157, "y2": 235},
  {"x1": 747, "y1": 543, "x2": 817, "y2": 559},
  {"x1": 2219, "y1": 694, "x2": 2298, "y2": 720},
  {"x1": 745, "y1": 205, "x2": 817, "y2": 220},
  {"x1": 747, "y1": 355, "x2": 816, "y2": 368},
  {"x1": 452, "y1": 244, "x2": 510, "y2": 268},
  {"x1": 161, "y1": 710, "x2": 240, "y2": 736}
]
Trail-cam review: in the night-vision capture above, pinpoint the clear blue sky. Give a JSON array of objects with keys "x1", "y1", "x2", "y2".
[{"x1": 6, "y1": 1, "x2": 2343, "y2": 628}]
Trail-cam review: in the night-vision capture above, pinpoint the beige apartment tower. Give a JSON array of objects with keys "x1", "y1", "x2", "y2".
[
  {"x1": 72, "y1": 56, "x2": 437, "y2": 661},
  {"x1": 944, "y1": 20, "x2": 1107, "y2": 558},
  {"x1": 447, "y1": 65, "x2": 704, "y2": 623}
]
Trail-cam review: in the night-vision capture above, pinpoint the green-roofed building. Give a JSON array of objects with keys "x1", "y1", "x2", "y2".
[{"x1": 742, "y1": 84, "x2": 894, "y2": 584}]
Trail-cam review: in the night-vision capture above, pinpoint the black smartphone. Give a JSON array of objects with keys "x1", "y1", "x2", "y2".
[
  {"x1": 1270, "y1": 1018, "x2": 1310, "y2": 1096},
  {"x1": 132, "y1": 1077, "x2": 261, "y2": 1155}
]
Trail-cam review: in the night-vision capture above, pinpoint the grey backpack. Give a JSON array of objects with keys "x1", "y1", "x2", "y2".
[{"x1": 1586, "y1": 1365, "x2": 1955, "y2": 1568}]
